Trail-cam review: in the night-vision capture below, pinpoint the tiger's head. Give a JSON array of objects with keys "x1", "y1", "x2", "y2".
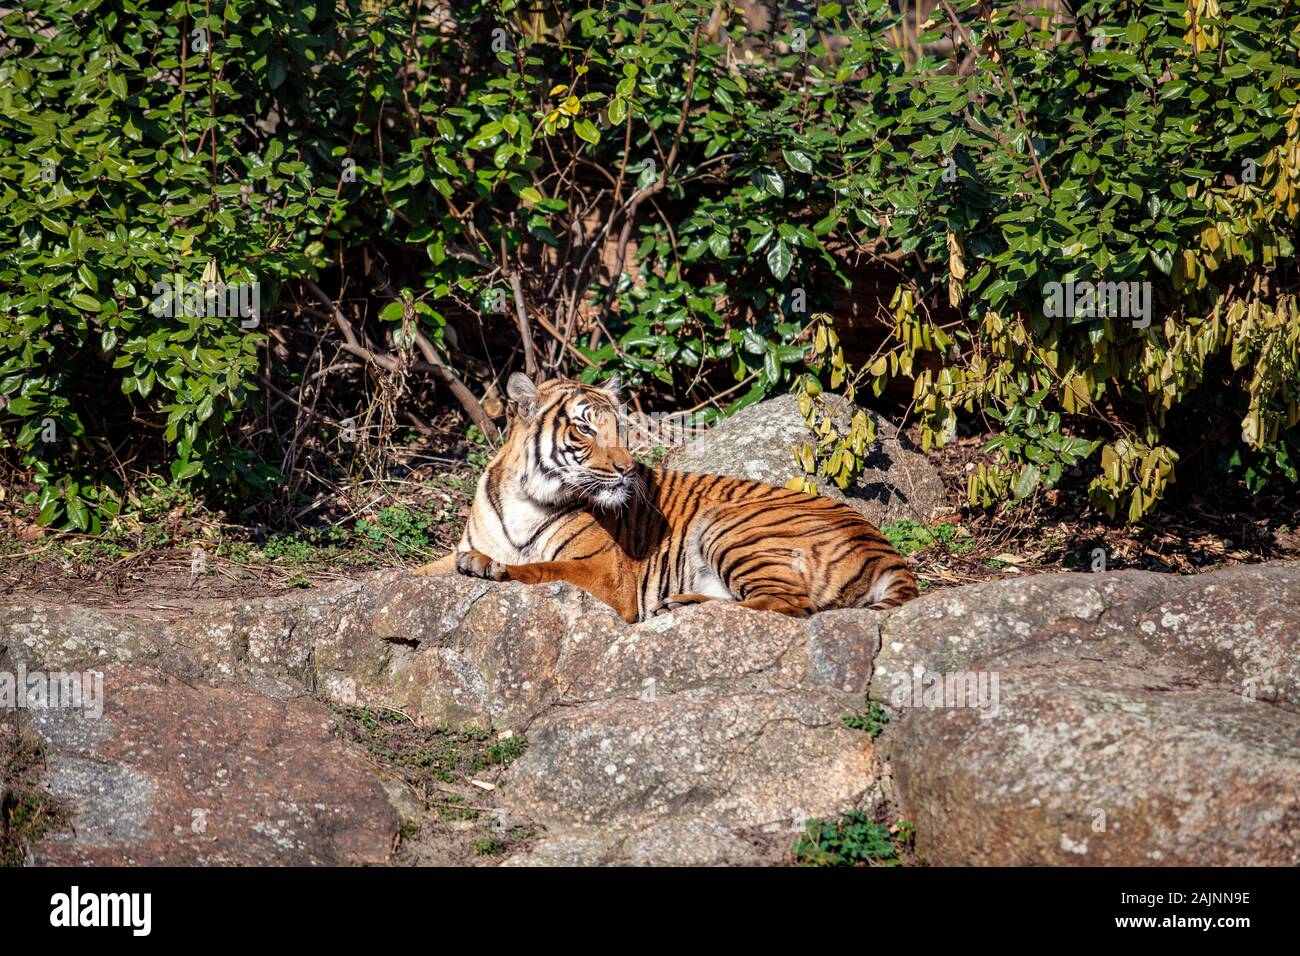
[{"x1": 503, "y1": 373, "x2": 638, "y2": 511}]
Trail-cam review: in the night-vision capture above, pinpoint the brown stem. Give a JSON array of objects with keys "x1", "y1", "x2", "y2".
[
  {"x1": 508, "y1": 272, "x2": 540, "y2": 379},
  {"x1": 300, "y1": 278, "x2": 500, "y2": 441}
]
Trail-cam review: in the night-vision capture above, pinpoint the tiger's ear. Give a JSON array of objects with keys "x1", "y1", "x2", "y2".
[
  {"x1": 507, "y1": 372, "x2": 540, "y2": 421},
  {"x1": 601, "y1": 372, "x2": 622, "y2": 398}
]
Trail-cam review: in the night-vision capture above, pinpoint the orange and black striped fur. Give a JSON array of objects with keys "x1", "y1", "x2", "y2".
[{"x1": 412, "y1": 374, "x2": 918, "y2": 623}]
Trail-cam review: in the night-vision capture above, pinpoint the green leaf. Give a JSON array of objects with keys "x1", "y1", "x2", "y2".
[
  {"x1": 1012, "y1": 464, "x2": 1042, "y2": 500},
  {"x1": 36, "y1": 499, "x2": 62, "y2": 527},
  {"x1": 783, "y1": 149, "x2": 813, "y2": 174},
  {"x1": 767, "y1": 240, "x2": 793, "y2": 280},
  {"x1": 267, "y1": 50, "x2": 288, "y2": 89}
]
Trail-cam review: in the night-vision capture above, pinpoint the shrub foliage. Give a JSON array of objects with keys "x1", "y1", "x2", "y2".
[{"x1": 1, "y1": 0, "x2": 1296, "y2": 529}]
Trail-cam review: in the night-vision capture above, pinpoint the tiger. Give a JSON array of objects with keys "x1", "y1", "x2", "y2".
[{"x1": 411, "y1": 373, "x2": 919, "y2": 623}]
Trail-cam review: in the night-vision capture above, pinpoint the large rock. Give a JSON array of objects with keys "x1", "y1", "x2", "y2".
[
  {"x1": 871, "y1": 564, "x2": 1300, "y2": 707},
  {"x1": 872, "y1": 562, "x2": 1300, "y2": 866},
  {"x1": 3, "y1": 559, "x2": 1298, "y2": 866},
  {"x1": 7, "y1": 656, "x2": 398, "y2": 866},
  {"x1": 1, "y1": 575, "x2": 884, "y2": 867},
  {"x1": 663, "y1": 392, "x2": 947, "y2": 526},
  {"x1": 0, "y1": 573, "x2": 881, "y2": 728},
  {"x1": 890, "y1": 661, "x2": 1300, "y2": 866},
  {"x1": 505, "y1": 685, "x2": 876, "y2": 832}
]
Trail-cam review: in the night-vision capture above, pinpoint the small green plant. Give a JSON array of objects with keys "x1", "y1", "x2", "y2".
[
  {"x1": 354, "y1": 506, "x2": 435, "y2": 557},
  {"x1": 882, "y1": 520, "x2": 972, "y2": 557},
  {"x1": 334, "y1": 707, "x2": 527, "y2": 784},
  {"x1": 398, "y1": 821, "x2": 421, "y2": 842},
  {"x1": 259, "y1": 532, "x2": 321, "y2": 563},
  {"x1": 633, "y1": 445, "x2": 669, "y2": 468},
  {"x1": 793, "y1": 812, "x2": 907, "y2": 867},
  {"x1": 465, "y1": 424, "x2": 492, "y2": 472},
  {"x1": 438, "y1": 796, "x2": 479, "y2": 822},
  {"x1": 485, "y1": 734, "x2": 527, "y2": 768},
  {"x1": 843, "y1": 700, "x2": 890, "y2": 738},
  {"x1": 473, "y1": 836, "x2": 505, "y2": 856}
]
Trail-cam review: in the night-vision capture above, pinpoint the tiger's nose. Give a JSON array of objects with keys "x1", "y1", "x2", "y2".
[{"x1": 616, "y1": 458, "x2": 636, "y2": 478}]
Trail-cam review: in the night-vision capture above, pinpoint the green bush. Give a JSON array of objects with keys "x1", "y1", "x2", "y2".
[
  {"x1": 2, "y1": 0, "x2": 1297, "y2": 530},
  {"x1": 0, "y1": 0, "x2": 343, "y2": 528},
  {"x1": 853, "y1": 0, "x2": 1300, "y2": 520}
]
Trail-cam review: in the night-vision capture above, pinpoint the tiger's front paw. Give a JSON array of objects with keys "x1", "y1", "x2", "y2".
[
  {"x1": 455, "y1": 549, "x2": 509, "y2": 581},
  {"x1": 651, "y1": 594, "x2": 708, "y2": 617}
]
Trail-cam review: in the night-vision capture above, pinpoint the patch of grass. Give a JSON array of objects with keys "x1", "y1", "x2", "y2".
[
  {"x1": 0, "y1": 723, "x2": 68, "y2": 867},
  {"x1": 333, "y1": 707, "x2": 534, "y2": 862},
  {"x1": 354, "y1": 506, "x2": 437, "y2": 558},
  {"x1": 882, "y1": 520, "x2": 974, "y2": 557},
  {"x1": 792, "y1": 812, "x2": 913, "y2": 867},
  {"x1": 437, "y1": 795, "x2": 479, "y2": 822},
  {"x1": 216, "y1": 506, "x2": 443, "y2": 570},
  {"x1": 487, "y1": 733, "x2": 527, "y2": 768},
  {"x1": 213, "y1": 526, "x2": 352, "y2": 567},
  {"x1": 435, "y1": 471, "x2": 478, "y2": 495},
  {"x1": 843, "y1": 700, "x2": 889, "y2": 738},
  {"x1": 465, "y1": 424, "x2": 493, "y2": 472},
  {"x1": 333, "y1": 707, "x2": 527, "y2": 784},
  {"x1": 259, "y1": 532, "x2": 324, "y2": 563}
]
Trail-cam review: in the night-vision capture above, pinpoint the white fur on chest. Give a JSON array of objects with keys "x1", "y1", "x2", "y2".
[{"x1": 463, "y1": 472, "x2": 564, "y2": 564}]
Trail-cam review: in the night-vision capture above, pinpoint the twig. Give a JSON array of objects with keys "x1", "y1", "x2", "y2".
[
  {"x1": 508, "y1": 272, "x2": 540, "y2": 379},
  {"x1": 310, "y1": 269, "x2": 500, "y2": 442}
]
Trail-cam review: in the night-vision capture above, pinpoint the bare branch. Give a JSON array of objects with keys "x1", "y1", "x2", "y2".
[{"x1": 302, "y1": 277, "x2": 500, "y2": 441}]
